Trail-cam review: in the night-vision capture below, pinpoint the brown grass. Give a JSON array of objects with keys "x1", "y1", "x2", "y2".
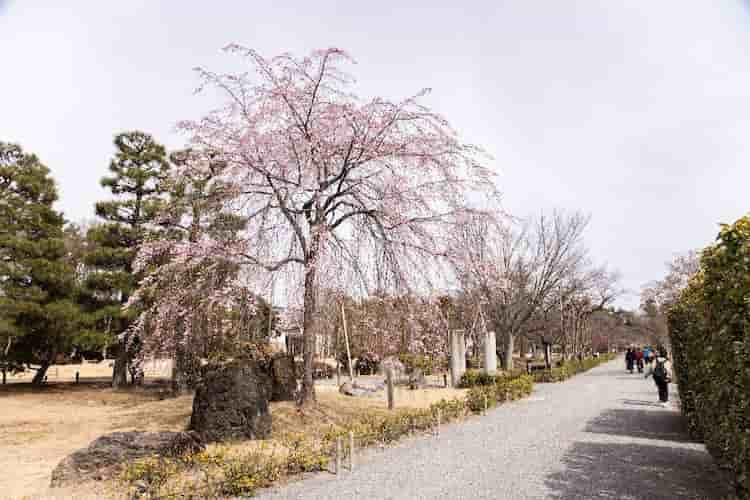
[{"x1": 1, "y1": 369, "x2": 465, "y2": 500}]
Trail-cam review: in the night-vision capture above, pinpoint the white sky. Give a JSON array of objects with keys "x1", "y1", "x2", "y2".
[{"x1": 1, "y1": 1, "x2": 749, "y2": 309}]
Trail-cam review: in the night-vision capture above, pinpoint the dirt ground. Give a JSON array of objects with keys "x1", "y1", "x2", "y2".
[{"x1": 0, "y1": 365, "x2": 465, "y2": 500}]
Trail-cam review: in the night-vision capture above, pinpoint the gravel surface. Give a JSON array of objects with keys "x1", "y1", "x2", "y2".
[{"x1": 259, "y1": 358, "x2": 731, "y2": 499}]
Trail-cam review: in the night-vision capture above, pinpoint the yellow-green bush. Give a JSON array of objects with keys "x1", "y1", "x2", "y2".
[
  {"x1": 119, "y1": 375, "x2": 535, "y2": 498},
  {"x1": 532, "y1": 353, "x2": 615, "y2": 383},
  {"x1": 668, "y1": 215, "x2": 750, "y2": 499},
  {"x1": 465, "y1": 374, "x2": 534, "y2": 413},
  {"x1": 458, "y1": 370, "x2": 500, "y2": 388}
]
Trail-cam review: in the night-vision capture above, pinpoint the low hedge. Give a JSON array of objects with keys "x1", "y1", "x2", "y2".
[
  {"x1": 532, "y1": 353, "x2": 616, "y2": 383},
  {"x1": 667, "y1": 215, "x2": 750, "y2": 499},
  {"x1": 465, "y1": 375, "x2": 534, "y2": 412},
  {"x1": 120, "y1": 376, "x2": 535, "y2": 498},
  {"x1": 457, "y1": 370, "x2": 499, "y2": 388}
]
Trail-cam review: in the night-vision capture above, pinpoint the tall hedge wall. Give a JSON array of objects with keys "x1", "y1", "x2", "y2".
[{"x1": 667, "y1": 215, "x2": 750, "y2": 499}]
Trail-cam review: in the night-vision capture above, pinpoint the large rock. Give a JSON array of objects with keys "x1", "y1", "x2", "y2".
[
  {"x1": 50, "y1": 431, "x2": 204, "y2": 487},
  {"x1": 270, "y1": 354, "x2": 297, "y2": 401},
  {"x1": 190, "y1": 359, "x2": 273, "y2": 442},
  {"x1": 339, "y1": 381, "x2": 382, "y2": 398},
  {"x1": 339, "y1": 381, "x2": 355, "y2": 395}
]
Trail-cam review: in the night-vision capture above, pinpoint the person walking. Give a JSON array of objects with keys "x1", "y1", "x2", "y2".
[
  {"x1": 645, "y1": 349, "x2": 673, "y2": 405},
  {"x1": 643, "y1": 346, "x2": 652, "y2": 361},
  {"x1": 635, "y1": 348, "x2": 644, "y2": 373},
  {"x1": 625, "y1": 348, "x2": 634, "y2": 373},
  {"x1": 644, "y1": 350, "x2": 655, "y2": 372}
]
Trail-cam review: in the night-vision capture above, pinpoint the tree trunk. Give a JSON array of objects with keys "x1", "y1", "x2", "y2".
[
  {"x1": 170, "y1": 349, "x2": 192, "y2": 396},
  {"x1": 112, "y1": 336, "x2": 129, "y2": 388},
  {"x1": 32, "y1": 352, "x2": 55, "y2": 386},
  {"x1": 504, "y1": 334, "x2": 514, "y2": 372},
  {"x1": 299, "y1": 230, "x2": 322, "y2": 406},
  {"x1": 2, "y1": 337, "x2": 11, "y2": 384}
]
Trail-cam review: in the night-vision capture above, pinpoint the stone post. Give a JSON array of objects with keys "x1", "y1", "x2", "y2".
[
  {"x1": 450, "y1": 330, "x2": 466, "y2": 386},
  {"x1": 483, "y1": 331, "x2": 497, "y2": 375}
]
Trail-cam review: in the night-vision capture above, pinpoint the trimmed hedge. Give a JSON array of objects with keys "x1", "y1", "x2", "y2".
[
  {"x1": 668, "y1": 215, "x2": 750, "y2": 499},
  {"x1": 457, "y1": 370, "x2": 499, "y2": 388},
  {"x1": 532, "y1": 353, "x2": 616, "y2": 383},
  {"x1": 465, "y1": 374, "x2": 534, "y2": 411}
]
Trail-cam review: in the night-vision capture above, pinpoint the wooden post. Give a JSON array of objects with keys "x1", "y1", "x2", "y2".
[
  {"x1": 483, "y1": 394, "x2": 488, "y2": 415},
  {"x1": 386, "y1": 367, "x2": 394, "y2": 410},
  {"x1": 341, "y1": 304, "x2": 354, "y2": 382},
  {"x1": 348, "y1": 431, "x2": 355, "y2": 471},
  {"x1": 336, "y1": 436, "x2": 343, "y2": 475},
  {"x1": 75, "y1": 371, "x2": 79, "y2": 384}
]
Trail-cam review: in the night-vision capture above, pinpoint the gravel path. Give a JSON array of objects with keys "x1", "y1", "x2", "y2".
[{"x1": 259, "y1": 358, "x2": 731, "y2": 499}]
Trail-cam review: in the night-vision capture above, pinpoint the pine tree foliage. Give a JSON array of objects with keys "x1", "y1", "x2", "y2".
[
  {"x1": 82, "y1": 131, "x2": 169, "y2": 386},
  {"x1": 0, "y1": 141, "x2": 80, "y2": 385}
]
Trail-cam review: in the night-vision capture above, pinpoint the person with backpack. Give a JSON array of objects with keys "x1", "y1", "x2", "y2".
[{"x1": 645, "y1": 349, "x2": 673, "y2": 404}]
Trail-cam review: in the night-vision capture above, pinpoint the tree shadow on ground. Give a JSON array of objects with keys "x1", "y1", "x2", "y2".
[
  {"x1": 584, "y1": 408, "x2": 702, "y2": 444},
  {"x1": 545, "y1": 441, "x2": 732, "y2": 499}
]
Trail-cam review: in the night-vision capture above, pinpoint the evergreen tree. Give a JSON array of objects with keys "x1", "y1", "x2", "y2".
[
  {"x1": 0, "y1": 142, "x2": 80, "y2": 385},
  {"x1": 84, "y1": 131, "x2": 168, "y2": 388}
]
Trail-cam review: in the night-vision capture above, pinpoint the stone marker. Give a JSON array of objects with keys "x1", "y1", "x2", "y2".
[
  {"x1": 450, "y1": 330, "x2": 467, "y2": 386},
  {"x1": 483, "y1": 331, "x2": 497, "y2": 375}
]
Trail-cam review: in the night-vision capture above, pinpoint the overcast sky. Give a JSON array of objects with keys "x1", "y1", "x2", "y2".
[{"x1": 1, "y1": 1, "x2": 749, "y2": 309}]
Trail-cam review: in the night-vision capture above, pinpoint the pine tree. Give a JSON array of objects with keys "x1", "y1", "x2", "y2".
[
  {"x1": 0, "y1": 142, "x2": 80, "y2": 386},
  {"x1": 84, "y1": 131, "x2": 168, "y2": 388}
]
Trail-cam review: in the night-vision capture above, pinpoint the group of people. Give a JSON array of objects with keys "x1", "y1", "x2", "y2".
[{"x1": 625, "y1": 346, "x2": 673, "y2": 405}]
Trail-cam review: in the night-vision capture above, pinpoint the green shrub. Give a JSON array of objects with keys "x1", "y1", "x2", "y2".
[
  {"x1": 505, "y1": 375, "x2": 534, "y2": 399},
  {"x1": 399, "y1": 353, "x2": 441, "y2": 375},
  {"x1": 531, "y1": 353, "x2": 615, "y2": 383},
  {"x1": 466, "y1": 386, "x2": 494, "y2": 412},
  {"x1": 464, "y1": 373, "x2": 533, "y2": 412},
  {"x1": 458, "y1": 370, "x2": 498, "y2": 388},
  {"x1": 668, "y1": 215, "x2": 750, "y2": 499},
  {"x1": 221, "y1": 452, "x2": 282, "y2": 497},
  {"x1": 281, "y1": 433, "x2": 330, "y2": 474},
  {"x1": 121, "y1": 455, "x2": 180, "y2": 496}
]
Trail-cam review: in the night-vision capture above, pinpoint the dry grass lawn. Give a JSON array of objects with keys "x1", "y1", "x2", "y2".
[{"x1": 0, "y1": 367, "x2": 465, "y2": 500}]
